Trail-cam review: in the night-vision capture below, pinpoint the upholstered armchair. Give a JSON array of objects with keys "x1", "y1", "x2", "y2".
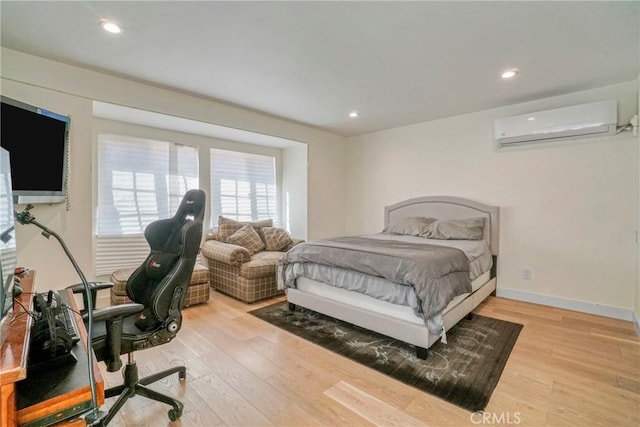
[{"x1": 201, "y1": 217, "x2": 303, "y2": 303}]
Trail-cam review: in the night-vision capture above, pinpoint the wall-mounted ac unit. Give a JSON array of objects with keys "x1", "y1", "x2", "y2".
[{"x1": 494, "y1": 100, "x2": 617, "y2": 146}]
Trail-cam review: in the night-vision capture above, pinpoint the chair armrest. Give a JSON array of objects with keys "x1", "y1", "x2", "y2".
[
  {"x1": 67, "y1": 281, "x2": 114, "y2": 314},
  {"x1": 84, "y1": 303, "x2": 144, "y2": 372},
  {"x1": 86, "y1": 303, "x2": 144, "y2": 323},
  {"x1": 201, "y1": 240, "x2": 251, "y2": 266},
  {"x1": 284, "y1": 238, "x2": 305, "y2": 251},
  {"x1": 68, "y1": 281, "x2": 114, "y2": 294}
]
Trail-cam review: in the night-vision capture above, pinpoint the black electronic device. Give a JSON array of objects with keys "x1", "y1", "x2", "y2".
[
  {"x1": 29, "y1": 291, "x2": 77, "y2": 371},
  {"x1": 32, "y1": 290, "x2": 80, "y2": 342},
  {"x1": 0, "y1": 96, "x2": 70, "y2": 204}
]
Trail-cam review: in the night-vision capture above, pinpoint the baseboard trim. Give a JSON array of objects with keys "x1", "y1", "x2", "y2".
[
  {"x1": 634, "y1": 311, "x2": 640, "y2": 337},
  {"x1": 496, "y1": 287, "x2": 634, "y2": 322}
]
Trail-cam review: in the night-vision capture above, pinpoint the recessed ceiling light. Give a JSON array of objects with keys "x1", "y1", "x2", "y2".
[
  {"x1": 100, "y1": 19, "x2": 122, "y2": 34},
  {"x1": 349, "y1": 111, "x2": 359, "y2": 118},
  {"x1": 501, "y1": 68, "x2": 519, "y2": 79},
  {"x1": 527, "y1": 117, "x2": 536, "y2": 121}
]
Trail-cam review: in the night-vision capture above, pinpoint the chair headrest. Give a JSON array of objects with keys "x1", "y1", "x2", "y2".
[{"x1": 175, "y1": 189, "x2": 205, "y2": 222}]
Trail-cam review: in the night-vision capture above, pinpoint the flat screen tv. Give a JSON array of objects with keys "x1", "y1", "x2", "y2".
[
  {"x1": 0, "y1": 147, "x2": 17, "y2": 348},
  {"x1": 0, "y1": 96, "x2": 70, "y2": 204}
]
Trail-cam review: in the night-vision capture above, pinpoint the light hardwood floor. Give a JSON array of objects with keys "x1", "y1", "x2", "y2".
[{"x1": 102, "y1": 292, "x2": 640, "y2": 427}]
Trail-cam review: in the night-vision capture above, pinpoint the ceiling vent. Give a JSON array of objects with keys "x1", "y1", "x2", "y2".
[{"x1": 494, "y1": 100, "x2": 617, "y2": 147}]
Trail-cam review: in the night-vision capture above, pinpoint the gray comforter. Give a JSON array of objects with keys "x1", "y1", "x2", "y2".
[{"x1": 278, "y1": 236, "x2": 471, "y2": 333}]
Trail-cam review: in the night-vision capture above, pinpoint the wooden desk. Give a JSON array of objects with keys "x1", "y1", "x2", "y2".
[
  {"x1": 1, "y1": 271, "x2": 36, "y2": 427},
  {"x1": 0, "y1": 272, "x2": 104, "y2": 426}
]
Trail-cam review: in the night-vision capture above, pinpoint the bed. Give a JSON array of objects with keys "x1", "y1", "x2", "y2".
[{"x1": 277, "y1": 196, "x2": 499, "y2": 359}]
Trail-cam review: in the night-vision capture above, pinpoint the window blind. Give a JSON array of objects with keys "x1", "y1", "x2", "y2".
[
  {"x1": 210, "y1": 149, "x2": 278, "y2": 226},
  {"x1": 96, "y1": 134, "x2": 198, "y2": 276}
]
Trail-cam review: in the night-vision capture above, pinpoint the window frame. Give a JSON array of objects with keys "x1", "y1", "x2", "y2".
[
  {"x1": 210, "y1": 148, "x2": 280, "y2": 227},
  {"x1": 95, "y1": 133, "x2": 199, "y2": 275}
]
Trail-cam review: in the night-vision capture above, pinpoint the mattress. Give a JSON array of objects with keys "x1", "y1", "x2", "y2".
[
  {"x1": 364, "y1": 233, "x2": 493, "y2": 279},
  {"x1": 283, "y1": 234, "x2": 493, "y2": 313}
]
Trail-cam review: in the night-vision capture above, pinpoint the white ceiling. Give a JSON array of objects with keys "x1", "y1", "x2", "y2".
[{"x1": 1, "y1": 1, "x2": 638, "y2": 137}]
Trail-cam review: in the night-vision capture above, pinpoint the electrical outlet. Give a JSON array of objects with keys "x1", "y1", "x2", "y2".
[{"x1": 522, "y1": 268, "x2": 533, "y2": 280}]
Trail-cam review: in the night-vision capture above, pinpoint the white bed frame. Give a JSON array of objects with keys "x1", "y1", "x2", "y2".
[{"x1": 286, "y1": 196, "x2": 500, "y2": 358}]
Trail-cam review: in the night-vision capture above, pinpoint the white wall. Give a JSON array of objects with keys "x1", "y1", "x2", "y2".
[
  {"x1": 282, "y1": 145, "x2": 308, "y2": 239},
  {"x1": 1, "y1": 48, "x2": 346, "y2": 289},
  {"x1": 346, "y1": 81, "x2": 639, "y2": 318}
]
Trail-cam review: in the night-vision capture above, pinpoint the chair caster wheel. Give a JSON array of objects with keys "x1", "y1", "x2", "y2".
[{"x1": 168, "y1": 407, "x2": 182, "y2": 421}]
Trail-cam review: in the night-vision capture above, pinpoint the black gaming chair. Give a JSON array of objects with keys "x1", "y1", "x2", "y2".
[{"x1": 74, "y1": 189, "x2": 205, "y2": 425}]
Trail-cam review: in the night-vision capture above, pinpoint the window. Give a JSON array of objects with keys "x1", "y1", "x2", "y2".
[
  {"x1": 210, "y1": 149, "x2": 277, "y2": 226},
  {"x1": 96, "y1": 134, "x2": 198, "y2": 275}
]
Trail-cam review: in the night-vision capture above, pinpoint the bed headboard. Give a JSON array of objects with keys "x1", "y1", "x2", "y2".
[{"x1": 384, "y1": 196, "x2": 500, "y2": 255}]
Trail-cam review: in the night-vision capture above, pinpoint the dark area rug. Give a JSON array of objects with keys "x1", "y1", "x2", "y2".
[{"x1": 250, "y1": 302, "x2": 522, "y2": 411}]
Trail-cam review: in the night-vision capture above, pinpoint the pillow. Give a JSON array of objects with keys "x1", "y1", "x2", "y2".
[
  {"x1": 205, "y1": 229, "x2": 222, "y2": 241},
  {"x1": 226, "y1": 224, "x2": 266, "y2": 254},
  {"x1": 424, "y1": 217, "x2": 485, "y2": 240},
  {"x1": 217, "y1": 216, "x2": 273, "y2": 241},
  {"x1": 383, "y1": 217, "x2": 436, "y2": 236},
  {"x1": 261, "y1": 227, "x2": 293, "y2": 251}
]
